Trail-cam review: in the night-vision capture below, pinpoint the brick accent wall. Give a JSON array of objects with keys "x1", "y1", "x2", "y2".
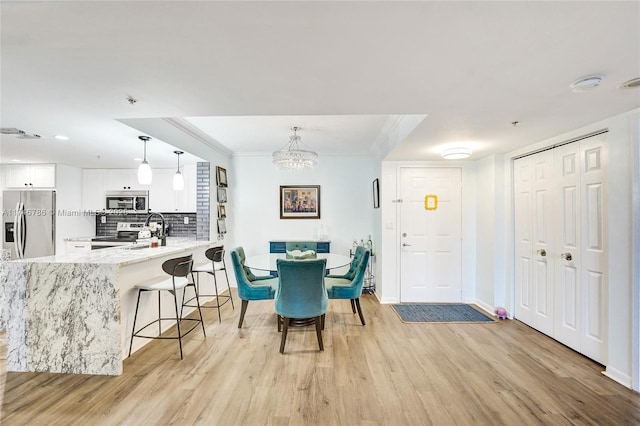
[{"x1": 196, "y1": 162, "x2": 210, "y2": 240}]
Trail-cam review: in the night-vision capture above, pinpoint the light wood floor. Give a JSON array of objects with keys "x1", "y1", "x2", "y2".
[{"x1": 2, "y1": 290, "x2": 640, "y2": 425}]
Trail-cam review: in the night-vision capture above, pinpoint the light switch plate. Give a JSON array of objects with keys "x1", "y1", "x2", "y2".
[
  {"x1": 183, "y1": 217, "x2": 189, "y2": 225},
  {"x1": 101, "y1": 216, "x2": 106, "y2": 224}
]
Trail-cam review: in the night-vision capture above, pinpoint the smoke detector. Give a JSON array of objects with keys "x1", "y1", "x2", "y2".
[
  {"x1": 569, "y1": 75, "x2": 603, "y2": 92},
  {"x1": 0, "y1": 127, "x2": 41, "y2": 139}
]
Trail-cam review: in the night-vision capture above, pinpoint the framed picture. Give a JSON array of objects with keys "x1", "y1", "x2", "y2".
[
  {"x1": 280, "y1": 185, "x2": 320, "y2": 219},
  {"x1": 217, "y1": 219, "x2": 227, "y2": 234},
  {"x1": 218, "y1": 204, "x2": 226, "y2": 218},
  {"x1": 217, "y1": 187, "x2": 227, "y2": 203},
  {"x1": 373, "y1": 178, "x2": 380, "y2": 209},
  {"x1": 216, "y1": 166, "x2": 228, "y2": 187}
]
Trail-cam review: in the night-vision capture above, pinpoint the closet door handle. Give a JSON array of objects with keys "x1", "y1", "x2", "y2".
[
  {"x1": 561, "y1": 252, "x2": 573, "y2": 262},
  {"x1": 536, "y1": 249, "x2": 546, "y2": 257}
]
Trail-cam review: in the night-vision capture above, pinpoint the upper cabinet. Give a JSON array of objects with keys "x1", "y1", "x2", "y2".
[
  {"x1": 82, "y1": 166, "x2": 197, "y2": 213},
  {"x1": 5, "y1": 164, "x2": 56, "y2": 188},
  {"x1": 147, "y1": 165, "x2": 197, "y2": 212},
  {"x1": 82, "y1": 169, "x2": 107, "y2": 211},
  {"x1": 106, "y1": 169, "x2": 144, "y2": 191}
]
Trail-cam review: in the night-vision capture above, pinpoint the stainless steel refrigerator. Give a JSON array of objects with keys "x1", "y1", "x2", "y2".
[{"x1": 2, "y1": 190, "x2": 56, "y2": 259}]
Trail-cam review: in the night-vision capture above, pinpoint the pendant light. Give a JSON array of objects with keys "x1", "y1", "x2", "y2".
[
  {"x1": 173, "y1": 150, "x2": 184, "y2": 191},
  {"x1": 137, "y1": 136, "x2": 152, "y2": 184}
]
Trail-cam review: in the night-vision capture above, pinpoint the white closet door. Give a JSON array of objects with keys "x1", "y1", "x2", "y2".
[
  {"x1": 514, "y1": 150, "x2": 554, "y2": 336},
  {"x1": 553, "y1": 142, "x2": 582, "y2": 351},
  {"x1": 578, "y1": 137, "x2": 608, "y2": 362},
  {"x1": 514, "y1": 133, "x2": 608, "y2": 364}
]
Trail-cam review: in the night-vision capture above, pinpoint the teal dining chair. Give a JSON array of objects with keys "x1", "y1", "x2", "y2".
[
  {"x1": 230, "y1": 247, "x2": 279, "y2": 328},
  {"x1": 325, "y1": 249, "x2": 370, "y2": 325},
  {"x1": 274, "y1": 258, "x2": 328, "y2": 353},
  {"x1": 327, "y1": 245, "x2": 367, "y2": 280}
]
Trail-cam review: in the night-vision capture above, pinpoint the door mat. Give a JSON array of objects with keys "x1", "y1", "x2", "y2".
[{"x1": 391, "y1": 304, "x2": 495, "y2": 323}]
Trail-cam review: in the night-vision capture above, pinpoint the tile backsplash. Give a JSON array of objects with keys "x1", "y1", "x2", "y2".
[{"x1": 96, "y1": 213, "x2": 197, "y2": 237}]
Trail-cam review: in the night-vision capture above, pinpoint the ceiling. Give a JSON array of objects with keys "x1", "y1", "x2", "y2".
[{"x1": 1, "y1": 1, "x2": 639, "y2": 169}]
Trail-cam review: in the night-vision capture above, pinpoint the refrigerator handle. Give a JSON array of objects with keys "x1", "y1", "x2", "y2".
[
  {"x1": 14, "y1": 201, "x2": 22, "y2": 259},
  {"x1": 20, "y1": 202, "x2": 27, "y2": 259}
]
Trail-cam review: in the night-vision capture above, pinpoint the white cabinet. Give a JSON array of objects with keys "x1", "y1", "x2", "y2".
[
  {"x1": 148, "y1": 166, "x2": 197, "y2": 212},
  {"x1": 148, "y1": 169, "x2": 175, "y2": 212},
  {"x1": 82, "y1": 169, "x2": 108, "y2": 211},
  {"x1": 5, "y1": 164, "x2": 56, "y2": 188},
  {"x1": 65, "y1": 241, "x2": 91, "y2": 253},
  {"x1": 175, "y1": 164, "x2": 197, "y2": 212},
  {"x1": 82, "y1": 166, "x2": 197, "y2": 213},
  {"x1": 106, "y1": 169, "x2": 145, "y2": 191}
]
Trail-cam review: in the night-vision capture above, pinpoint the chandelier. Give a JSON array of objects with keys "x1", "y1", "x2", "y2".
[{"x1": 272, "y1": 126, "x2": 318, "y2": 170}]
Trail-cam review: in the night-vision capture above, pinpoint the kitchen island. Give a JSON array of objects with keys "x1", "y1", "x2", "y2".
[{"x1": 0, "y1": 238, "x2": 220, "y2": 376}]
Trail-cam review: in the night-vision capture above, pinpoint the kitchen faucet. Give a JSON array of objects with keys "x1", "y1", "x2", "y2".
[{"x1": 144, "y1": 212, "x2": 167, "y2": 245}]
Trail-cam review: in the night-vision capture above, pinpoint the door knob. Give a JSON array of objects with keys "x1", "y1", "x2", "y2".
[
  {"x1": 402, "y1": 243, "x2": 412, "y2": 247},
  {"x1": 561, "y1": 252, "x2": 573, "y2": 261},
  {"x1": 537, "y1": 249, "x2": 546, "y2": 257}
]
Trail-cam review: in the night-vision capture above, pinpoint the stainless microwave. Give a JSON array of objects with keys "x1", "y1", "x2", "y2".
[{"x1": 105, "y1": 190, "x2": 149, "y2": 213}]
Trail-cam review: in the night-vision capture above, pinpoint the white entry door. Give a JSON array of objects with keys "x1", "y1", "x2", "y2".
[
  {"x1": 399, "y1": 167, "x2": 462, "y2": 302},
  {"x1": 514, "y1": 133, "x2": 608, "y2": 364}
]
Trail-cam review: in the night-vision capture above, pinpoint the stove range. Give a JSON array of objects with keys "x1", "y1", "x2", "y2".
[{"x1": 91, "y1": 223, "x2": 146, "y2": 249}]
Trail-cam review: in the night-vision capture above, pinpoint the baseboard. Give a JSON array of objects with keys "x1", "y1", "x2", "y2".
[
  {"x1": 473, "y1": 299, "x2": 497, "y2": 318},
  {"x1": 603, "y1": 366, "x2": 632, "y2": 389}
]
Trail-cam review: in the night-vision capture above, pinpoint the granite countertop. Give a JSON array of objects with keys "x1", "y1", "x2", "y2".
[
  {"x1": 63, "y1": 236, "x2": 94, "y2": 242},
  {"x1": 6, "y1": 238, "x2": 215, "y2": 266}
]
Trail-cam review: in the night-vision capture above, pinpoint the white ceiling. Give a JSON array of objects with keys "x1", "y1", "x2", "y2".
[{"x1": 1, "y1": 1, "x2": 639, "y2": 169}]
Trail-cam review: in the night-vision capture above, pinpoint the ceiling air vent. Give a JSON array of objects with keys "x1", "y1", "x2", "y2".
[
  {"x1": 0, "y1": 127, "x2": 41, "y2": 139},
  {"x1": 618, "y1": 77, "x2": 640, "y2": 89}
]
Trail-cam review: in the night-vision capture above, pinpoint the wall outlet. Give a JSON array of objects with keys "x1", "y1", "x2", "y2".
[
  {"x1": 183, "y1": 217, "x2": 189, "y2": 225},
  {"x1": 101, "y1": 216, "x2": 106, "y2": 224}
]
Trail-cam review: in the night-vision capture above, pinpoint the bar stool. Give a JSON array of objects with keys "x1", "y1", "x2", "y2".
[
  {"x1": 187, "y1": 246, "x2": 235, "y2": 322},
  {"x1": 129, "y1": 254, "x2": 206, "y2": 360}
]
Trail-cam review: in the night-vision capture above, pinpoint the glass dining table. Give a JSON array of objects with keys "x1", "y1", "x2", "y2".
[{"x1": 244, "y1": 253, "x2": 352, "y2": 273}]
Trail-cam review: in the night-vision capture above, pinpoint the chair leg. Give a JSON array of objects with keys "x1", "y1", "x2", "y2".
[
  {"x1": 191, "y1": 272, "x2": 206, "y2": 337},
  {"x1": 350, "y1": 299, "x2": 356, "y2": 314},
  {"x1": 238, "y1": 299, "x2": 249, "y2": 328},
  {"x1": 280, "y1": 317, "x2": 289, "y2": 353},
  {"x1": 212, "y1": 271, "x2": 221, "y2": 322},
  {"x1": 158, "y1": 291, "x2": 162, "y2": 335},
  {"x1": 222, "y1": 261, "x2": 235, "y2": 309},
  {"x1": 171, "y1": 287, "x2": 184, "y2": 360},
  {"x1": 128, "y1": 289, "x2": 143, "y2": 357},
  {"x1": 277, "y1": 315, "x2": 282, "y2": 332},
  {"x1": 354, "y1": 298, "x2": 366, "y2": 326},
  {"x1": 315, "y1": 316, "x2": 324, "y2": 351},
  {"x1": 321, "y1": 313, "x2": 325, "y2": 330}
]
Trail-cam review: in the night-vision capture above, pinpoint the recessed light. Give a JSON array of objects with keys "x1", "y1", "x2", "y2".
[
  {"x1": 618, "y1": 77, "x2": 640, "y2": 89},
  {"x1": 441, "y1": 147, "x2": 472, "y2": 160},
  {"x1": 54, "y1": 134, "x2": 69, "y2": 140},
  {"x1": 570, "y1": 75, "x2": 603, "y2": 92}
]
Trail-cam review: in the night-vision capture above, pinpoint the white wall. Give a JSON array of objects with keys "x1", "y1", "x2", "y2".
[
  {"x1": 231, "y1": 155, "x2": 377, "y2": 259},
  {"x1": 56, "y1": 164, "x2": 95, "y2": 254}
]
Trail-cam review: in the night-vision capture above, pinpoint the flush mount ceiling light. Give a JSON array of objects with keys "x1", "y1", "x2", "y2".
[
  {"x1": 272, "y1": 126, "x2": 318, "y2": 170},
  {"x1": 137, "y1": 136, "x2": 152, "y2": 184},
  {"x1": 570, "y1": 75, "x2": 603, "y2": 92},
  {"x1": 618, "y1": 77, "x2": 640, "y2": 89},
  {"x1": 441, "y1": 147, "x2": 472, "y2": 160},
  {"x1": 173, "y1": 150, "x2": 184, "y2": 191}
]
